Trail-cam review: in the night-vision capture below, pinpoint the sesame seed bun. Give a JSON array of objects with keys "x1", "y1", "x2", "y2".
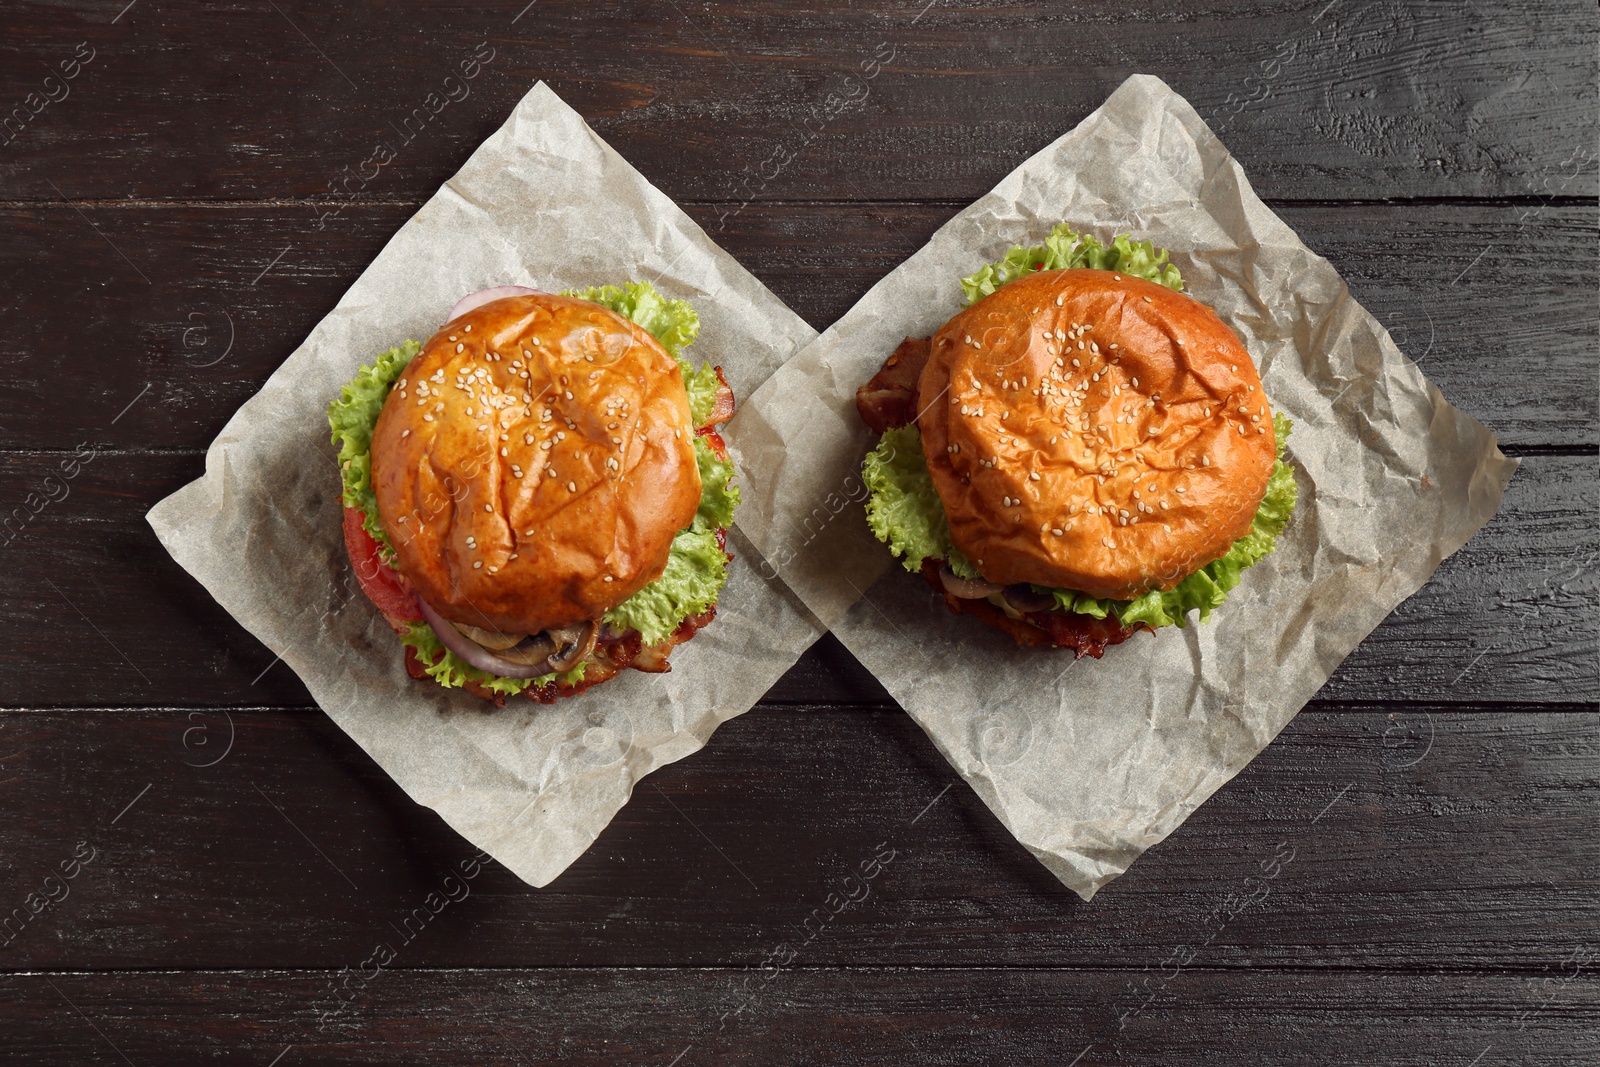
[
  {"x1": 917, "y1": 269, "x2": 1276, "y2": 601},
  {"x1": 370, "y1": 293, "x2": 701, "y2": 634}
]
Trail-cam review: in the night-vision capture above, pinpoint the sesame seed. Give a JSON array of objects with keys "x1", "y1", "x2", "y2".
[
  {"x1": 532, "y1": 338, "x2": 541, "y2": 346},
  {"x1": 1258, "y1": 426, "x2": 1266, "y2": 434},
  {"x1": 1055, "y1": 294, "x2": 1065, "y2": 306},
  {"x1": 401, "y1": 430, "x2": 410, "y2": 438},
  {"x1": 422, "y1": 414, "x2": 433, "y2": 422},
  {"x1": 1143, "y1": 296, "x2": 1153, "y2": 304},
  {"x1": 603, "y1": 575, "x2": 614, "y2": 582},
  {"x1": 509, "y1": 553, "x2": 518, "y2": 560},
  {"x1": 565, "y1": 391, "x2": 574, "y2": 400},
  {"x1": 1052, "y1": 528, "x2": 1063, "y2": 536},
  {"x1": 1161, "y1": 500, "x2": 1169, "y2": 509},
  {"x1": 472, "y1": 561, "x2": 482, "y2": 569},
  {"x1": 463, "y1": 325, "x2": 472, "y2": 332},
  {"x1": 1029, "y1": 472, "x2": 1041, "y2": 481},
  {"x1": 1176, "y1": 486, "x2": 1186, "y2": 494},
  {"x1": 567, "y1": 481, "x2": 577, "y2": 492},
  {"x1": 1131, "y1": 377, "x2": 1139, "y2": 388},
  {"x1": 456, "y1": 343, "x2": 465, "y2": 353}
]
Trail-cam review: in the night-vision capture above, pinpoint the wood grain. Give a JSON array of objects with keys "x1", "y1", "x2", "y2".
[
  {"x1": 0, "y1": 706, "x2": 1592, "y2": 971},
  {"x1": 1, "y1": 0, "x2": 1594, "y2": 203},
  {"x1": 0, "y1": 202, "x2": 1593, "y2": 451},
  {"x1": 2, "y1": 967, "x2": 1595, "y2": 1065}
]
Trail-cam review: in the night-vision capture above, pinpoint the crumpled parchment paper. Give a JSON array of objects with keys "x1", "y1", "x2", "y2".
[
  {"x1": 727, "y1": 74, "x2": 1516, "y2": 901},
  {"x1": 148, "y1": 82, "x2": 822, "y2": 888}
]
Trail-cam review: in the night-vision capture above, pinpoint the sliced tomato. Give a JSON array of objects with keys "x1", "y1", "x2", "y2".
[{"x1": 342, "y1": 506, "x2": 422, "y2": 621}]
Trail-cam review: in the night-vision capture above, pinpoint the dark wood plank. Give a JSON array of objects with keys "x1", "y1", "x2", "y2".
[
  {"x1": 0, "y1": 705, "x2": 1592, "y2": 971},
  {"x1": 2, "y1": 1, "x2": 1594, "y2": 203},
  {"x1": 2, "y1": 966, "x2": 1594, "y2": 1065},
  {"x1": 0, "y1": 452, "x2": 1590, "y2": 708},
  {"x1": 0, "y1": 202, "x2": 1593, "y2": 451}
]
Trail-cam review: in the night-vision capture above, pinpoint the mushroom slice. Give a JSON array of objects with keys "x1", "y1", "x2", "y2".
[
  {"x1": 1002, "y1": 584, "x2": 1057, "y2": 614},
  {"x1": 938, "y1": 564, "x2": 1003, "y2": 600},
  {"x1": 453, "y1": 622, "x2": 526, "y2": 651},
  {"x1": 546, "y1": 620, "x2": 600, "y2": 673},
  {"x1": 494, "y1": 632, "x2": 560, "y2": 668}
]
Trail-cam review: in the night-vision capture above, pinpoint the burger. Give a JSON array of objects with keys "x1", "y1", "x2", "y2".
[
  {"x1": 328, "y1": 281, "x2": 739, "y2": 704},
  {"x1": 856, "y1": 224, "x2": 1297, "y2": 657}
]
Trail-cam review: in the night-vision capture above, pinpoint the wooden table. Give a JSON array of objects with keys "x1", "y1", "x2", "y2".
[{"x1": 2, "y1": 2, "x2": 1595, "y2": 1063}]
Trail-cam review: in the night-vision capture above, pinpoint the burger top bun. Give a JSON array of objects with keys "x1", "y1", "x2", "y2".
[
  {"x1": 918, "y1": 269, "x2": 1276, "y2": 601},
  {"x1": 371, "y1": 293, "x2": 701, "y2": 634}
]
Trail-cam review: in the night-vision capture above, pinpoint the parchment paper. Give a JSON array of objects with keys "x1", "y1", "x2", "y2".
[
  {"x1": 148, "y1": 82, "x2": 822, "y2": 888},
  {"x1": 728, "y1": 74, "x2": 1516, "y2": 901}
]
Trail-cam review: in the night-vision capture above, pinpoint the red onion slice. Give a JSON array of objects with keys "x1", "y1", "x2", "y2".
[
  {"x1": 446, "y1": 285, "x2": 543, "y2": 324},
  {"x1": 414, "y1": 596, "x2": 556, "y2": 678}
]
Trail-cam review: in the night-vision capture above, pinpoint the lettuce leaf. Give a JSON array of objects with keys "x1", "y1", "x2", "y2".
[
  {"x1": 330, "y1": 281, "x2": 737, "y2": 693},
  {"x1": 564, "y1": 280, "x2": 724, "y2": 427},
  {"x1": 602, "y1": 433, "x2": 737, "y2": 646},
  {"x1": 693, "y1": 433, "x2": 740, "y2": 531},
  {"x1": 565, "y1": 280, "x2": 700, "y2": 357},
  {"x1": 327, "y1": 340, "x2": 421, "y2": 558},
  {"x1": 960, "y1": 223, "x2": 1184, "y2": 306},
  {"x1": 603, "y1": 526, "x2": 728, "y2": 647},
  {"x1": 861, "y1": 417, "x2": 1297, "y2": 630},
  {"x1": 862, "y1": 425, "x2": 951, "y2": 573}
]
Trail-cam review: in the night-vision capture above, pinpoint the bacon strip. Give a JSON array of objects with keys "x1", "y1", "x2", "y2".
[
  {"x1": 855, "y1": 336, "x2": 931, "y2": 432},
  {"x1": 698, "y1": 367, "x2": 736, "y2": 430},
  {"x1": 917, "y1": 559, "x2": 1147, "y2": 659}
]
